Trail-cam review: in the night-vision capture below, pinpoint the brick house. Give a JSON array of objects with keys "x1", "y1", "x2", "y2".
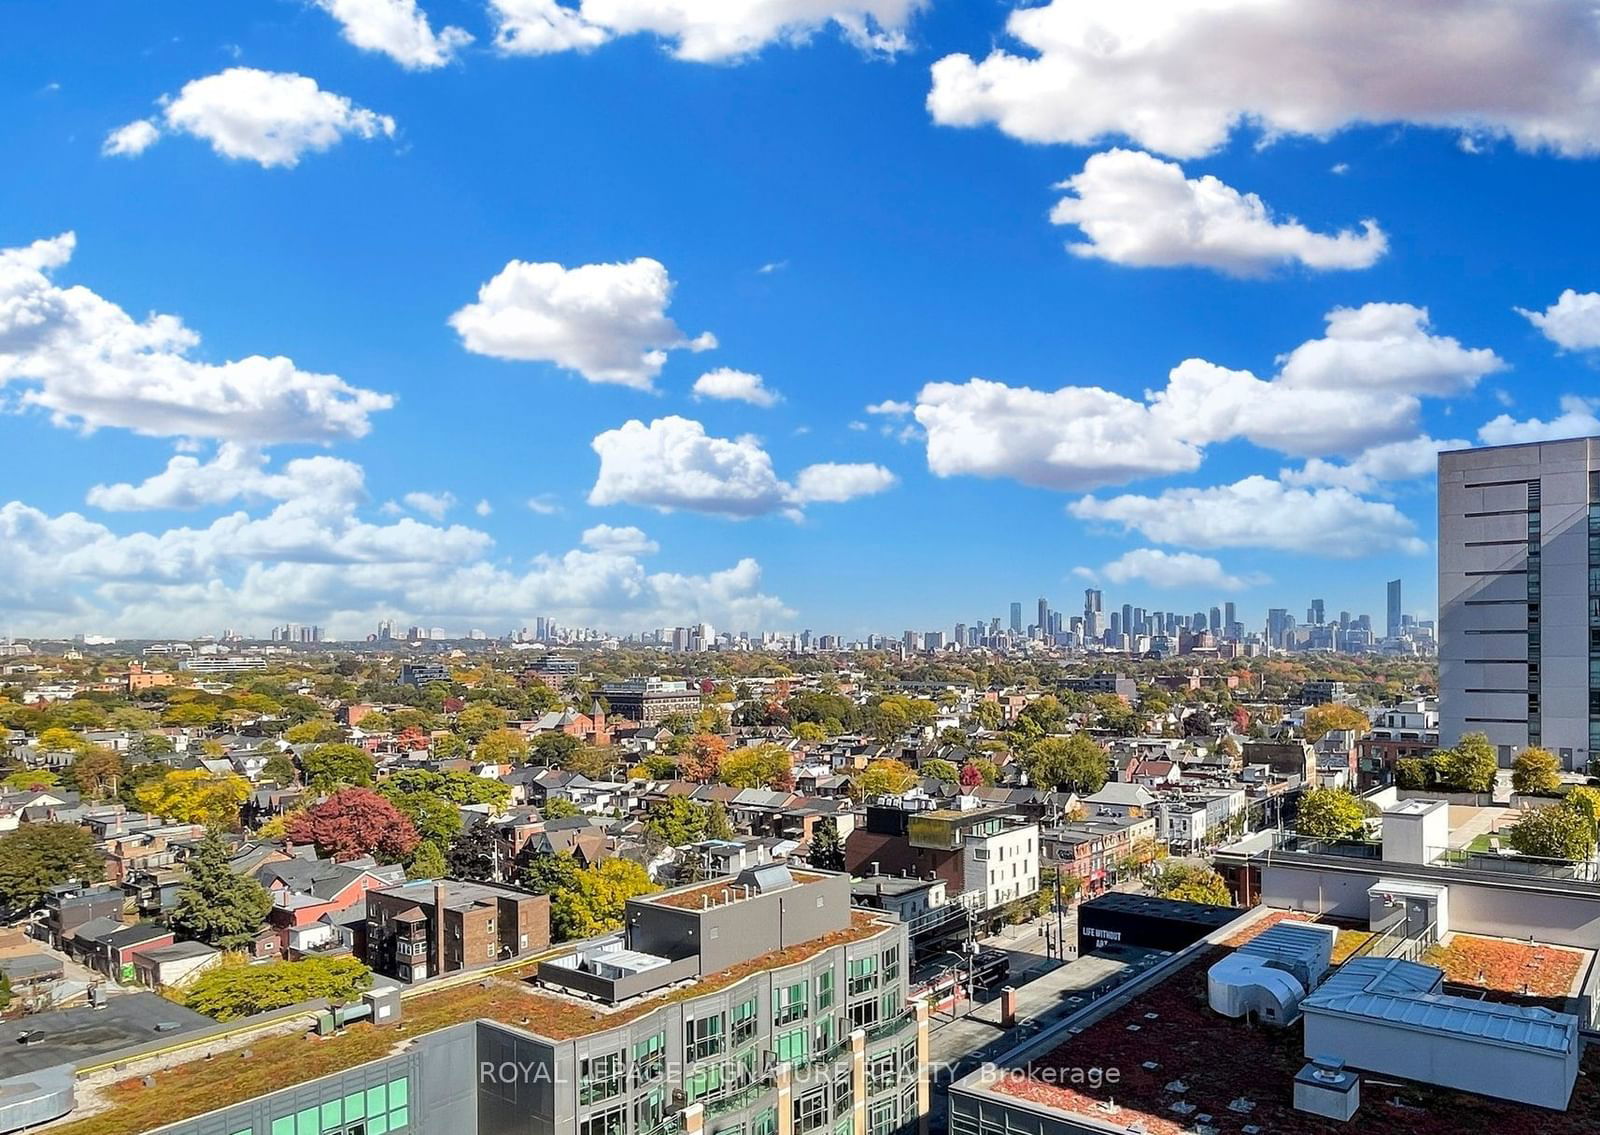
[{"x1": 364, "y1": 880, "x2": 550, "y2": 983}]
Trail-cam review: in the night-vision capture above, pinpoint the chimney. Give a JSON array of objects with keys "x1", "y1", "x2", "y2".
[{"x1": 433, "y1": 882, "x2": 447, "y2": 979}]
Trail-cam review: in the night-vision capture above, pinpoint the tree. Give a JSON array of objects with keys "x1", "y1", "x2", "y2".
[
  {"x1": 921, "y1": 759, "x2": 959, "y2": 783},
  {"x1": 0, "y1": 822, "x2": 102, "y2": 915},
  {"x1": 808, "y1": 818, "x2": 845, "y2": 870},
  {"x1": 529, "y1": 731, "x2": 581, "y2": 766},
  {"x1": 1564, "y1": 786, "x2": 1600, "y2": 830},
  {"x1": 2, "y1": 768, "x2": 59, "y2": 791},
  {"x1": 432, "y1": 733, "x2": 469, "y2": 761},
  {"x1": 705, "y1": 801, "x2": 735, "y2": 841},
  {"x1": 381, "y1": 788, "x2": 462, "y2": 848},
  {"x1": 973, "y1": 701, "x2": 1003, "y2": 730},
  {"x1": 284, "y1": 719, "x2": 343, "y2": 745},
  {"x1": 37, "y1": 727, "x2": 88, "y2": 755},
  {"x1": 284, "y1": 788, "x2": 419, "y2": 863},
  {"x1": 1022, "y1": 735, "x2": 1107, "y2": 794},
  {"x1": 561, "y1": 746, "x2": 611, "y2": 779},
  {"x1": 0, "y1": 972, "x2": 10, "y2": 1012},
  {"x1": 477, "y1": 729, "x2": 529, "y2": 765},
  {"x1": 1512, "y1": 747, "x2": 1563, "y2": 795},
  {"x1": 457, "y1": 702, "x2": 508, "y2": 743},
  {"x1": 172, "y1": 829, "x2": 273, "y2": 950},
  {"x1": 300, "y1": 743, "x2": 375, "y2": 789},
  {"x1": 260, "y1": 752, "x2": 298, "y2": 786},
  {"x1": 1507, "y1": 805, "x2": 1597, "y2": 861},
  {"x1": 1303, "y1": 703, "x2": 1370, "y2": 743},
  {"x1": 793, "y1": 722, "x2": 828, "y2": 742},
  {"x1": 448, "y1": 818, "x2": 500, "y2": 882},
  {"x1": 135, "y1": 770, "x2": 251, "y2": 828},
  {"x1": 1091, "y1": 694, "x2": 1138, "y2": 737},
  {"x1": 1396, "y1": 757, "x2": 1433, "y2": 790},
  {"x1": 407, "y1": 840, "x2": 447, "y2": 880},
  {"x1": 645, "y1": 797, "x2": 711, "y2": 847},
  {"x1": 679, "y1": 733, "x2": 727, "y2": 783},
  {"x1": 380, "y1": 768, "x2": 510, "y2": 809},
  {"x1": 544, "y1": 797, "x2": 582, "y2": 820},
  {"x1": 1150, "y1": 863, "x2": 1232, "y2": 906},
  {"x1": 550, "y1": 859, "x2": 659, "y2": 941},
  {"x1": 185, "y1": 957, "x2": 371, "y2": 1021},
  {"x1": 859, "y1": 758, "x2": 917, "y2": 798},
  {"x1": 719, "y1": 743, "x2": 793, "y2": 790},
  {"x1": 521, "y1": 849, "x2": 583, "y2": 899},
  {"x1": 1434, "y1": 732, "x2": 1498, "y2": 793},
  {"x1": 1295, "y1": 787, "x2": 1370, "y2": 840}
]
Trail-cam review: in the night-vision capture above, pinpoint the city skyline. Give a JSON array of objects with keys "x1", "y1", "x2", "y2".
[{"x1": 6, "y1": 5, "x2": 1600, "y2": 638}]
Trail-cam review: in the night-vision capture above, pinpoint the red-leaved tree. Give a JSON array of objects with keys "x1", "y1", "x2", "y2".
[
  {"x1": 284, "y1": 788, "x2": 419, "y2": 863},
  {"x1": 958, "y1": 762, "x2": 983, "y2": 788}
]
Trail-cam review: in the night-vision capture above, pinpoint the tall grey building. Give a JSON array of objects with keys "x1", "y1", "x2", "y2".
[
  {"x1": 1008, "y1": 602, "x2": 1022, "y2": 633},
  {"x1": 1387, "y1": 578, "x2": 1403, "y2": 639},
  {"x1": 1439, "y1": 438, "x2": 1599, "y2": 770}
]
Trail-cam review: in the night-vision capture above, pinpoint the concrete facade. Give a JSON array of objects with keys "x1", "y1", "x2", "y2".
[{"x1": 1439, "y1": 438, "x2": 1599, "y2": 769}]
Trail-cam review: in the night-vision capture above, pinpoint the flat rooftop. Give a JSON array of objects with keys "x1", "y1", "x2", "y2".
[
  {"x1": 48, "y1": 911, "x2": 896, "y2": 1135},
  {"x1": 0, "y1": 994, "x2": 213, "y2": 1077},
  {"x1": 982, "y1": 917, "x2": 1600, "y2": 1135},
  {"x1": 648, "y1": 866, "x2": 827, "y2": 910}
]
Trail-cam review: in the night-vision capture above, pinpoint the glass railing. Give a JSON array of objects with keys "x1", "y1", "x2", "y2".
[
  {"x1": 703, "y1": 1082, "x2": 771, "y2": 1119},
  {"x1": 864, "y1": 1012, "x2": 916, "y2": 1044}
]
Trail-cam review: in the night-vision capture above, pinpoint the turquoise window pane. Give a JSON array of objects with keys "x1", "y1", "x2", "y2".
[
  {"x1": 389, "y1": 1106, "x2": 409, "y2": 1131},
  {"x1": 296, "y1": 1107, "x2": 319, "y2": 1135},
  {"x1": 388, "y1": 1079, "x2": 409, "y2": 1108},
  {"x1": 345, "y1": 1093, "x2": 366, "y2": 1120},
  {"x1": 369, "y1": 1116, "x2": 388, "y2": 1135},
  {"x1": 272, "y1": 1119, "x2": 294, "y2": 1135},
  {"x1": 321, "y1": 1101, "x2": 342, "y2": 1130},
  {"x1": 367, "y1": 1086, "x2": 387, "y2": 1115}
]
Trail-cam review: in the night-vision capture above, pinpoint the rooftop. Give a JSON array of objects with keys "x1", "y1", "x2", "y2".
[
  {"x1": 648, "y1": 864, "x2": 825, "y2": 910},
  {"x1": 985, "y1": 917, "x2": 1600, "y2": 1135},
  {"x1": 0, "y1": 993, "x2": 213, "y2": 1077}
]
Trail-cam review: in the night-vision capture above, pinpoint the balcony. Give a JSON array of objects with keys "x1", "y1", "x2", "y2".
[{"x1": 864, "y1": 1011, "x2": 917, "y2": 1045}]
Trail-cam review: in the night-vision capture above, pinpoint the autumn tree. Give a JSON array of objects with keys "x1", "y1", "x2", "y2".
[
  {"x1": 1512, "y1": 747, "x2": 1562, "y2": 795},
  {"x1": 477, "y1": 728, "x2": 530, "y2": 765},
  {"x1": 456, "y1": 702, "x2": 508, "y2": 742},
  {"x1": 1022, "y1": 735, "x2": 1107, "y2": 794},
  {"x1": 284, "y1": 719, "x2": 344, "y2": 745},
  {"x1": 719, "y1": 743, "x2": 793, "y2": 790},
  {"x1": 549, "y1": 859, "x2": 659, "y2": 942},
  {"x1": 1295, "y1": 787, "x2": 1371, "y2": 840},
  {"x1": 284, "y1": 788, "x2": 419, "y2": 863},
  {"x1": 1150, "y1": 863, "x2": 1232, "y2": 906},
  {"x1": 185, "y1": 956, "x2": 371, "y2": 1021},
  {"x1": 0, "y1": 822, "x2": 102, "y2": 914},
  {"x1": 1434, "y1": 732, "x2": 1499, "y2": 793},
  {"x1": 300, "y1": 743, "x2": 375, "y2": 789},
  {"x1": 859, "y1": 758, "x2": 917, "y2": 798},
  {"x1": 1507, "y1": 805, "x2": 1597, "y2": 861},
  {"x1": 1303, "y1": 703, "x2": 1371, "y2": 743},
  {"x1": 679, "y1": 733, "x2": 727, "y2": 783},
  {"x1": 135, "y1": 769, "x2": 251, "y2": 828},
  {"x1": 172, "y1": 829, "x2": 273, "y2": 950},
  {"x1": 921, "y1": 759, "x2": 959, "y2": 783}
]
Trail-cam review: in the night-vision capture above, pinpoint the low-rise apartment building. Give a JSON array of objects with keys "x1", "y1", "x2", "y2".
[{"x1": 364, "y1": 879, "x2": 551, "y2": 982}]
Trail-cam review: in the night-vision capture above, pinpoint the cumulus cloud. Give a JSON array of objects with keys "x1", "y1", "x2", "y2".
[
  {"x1": 107, "y1": 68, "x2": 396, "y2": 168},
  {"x1": 475, "y1": 499, "x2": 494, "y2": 517},
  {"x1": 588, "y1": 416, "x2": 897, "y2": 518},
  {"x1": 449, "y1": 257, "x2": 715, "y2": 389},
  {"x1": 490, "y1": 0, "x2": 926, "y2": 63},
  {"x1": 866, "y1": 399, "x2": 912, "y2": 416},
  {"x1": 1517, "y1": 290, "x2": 1600, "y2": 352},
  {"x1": 791, "y1": 462, "x2": 898, "y2": 503},
  {"x1": 1094, "y1": 548, "x2": 1267, "y2": 591},
  {"x1": 692, "y1": 368, "x2": 781, "y2": 407},
  {"x1": 1281, "y1": 435, "x2": 1468, "y2": 494},
  {"x1": 87, "y1": 445, "x2": 366, "y2": 511},
  {"x1": 400, "y1": 491, "x2": 457, "y2": 520},
  {"x1": 1050, "y1": 149, "x2": 1386, "y2": 276},
  {"x1": 0, "y1": 497, "x2": 789, "y2": 639},
  {"x1": 1070, "y1": 476, "x2": 1429, "y2": 556},
  {"x1": 581, "y1": 523, "x2": 658, "y2": 555},
  {"x1": 928, "y1": 0, "x2": 1600, "y2": 159},
  {"x1": 0, "y1": 233, "x2": 393, "y2": 443},
  {"x1": 1478, "y1": 396, "x2": 1600, "y2": 446},
  {"x1": 526, "y1": 494, "x2": 561, "y2": 515},
  {"x1": 316, "y1": 0, "x2": 472, "y2": 69},
  {"x1": 913, "y1": 302, "x2": 1502, "y2": 491}
]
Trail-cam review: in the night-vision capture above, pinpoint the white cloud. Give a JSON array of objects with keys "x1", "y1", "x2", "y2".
[
  {"x1": 758, "y1": 260, "x2": 789, "y2": 274},
  {"x1": 928, "y1": 1, "x2": 1600, "y2": 159},
  {"x1": 1517, "y1": 290, "x2": 1600, "y2": 352},
  {"x1": 449, "y1": 257, "x2": 715, "y2": 389},
  {"x1": 1478, "y1": 396, "x2": 1600, "y2": 446},
  {"x1": 693, "y1": 367, "x2": 781, "y2": 407},
  {"x1": 581, "y1": 523, "x2": 659, "y2": 555},
  {"x1": 489, "y1": 0, "x2": 925, "y2": 63},
  {"x1": 588, "y1": 416, "x2": 896, "y2": 518},
  {"x1": 1070, "y1": 476, "x2": 1428, "y2": 556},
  {"x1": 87, "y1": 445, "x2": 366, "y2": 511},
  {"x1": 526, "y1": 494, "x2": 561, "y2": 515},
  {"x1": 0, "y1": 233, "x2": 393, "y2": 443},
  {"x1": 0, "y1": 498, "x2": 789, "y2": 639},
  {"x1": 1274, "y1": 303, "x2": 1504, "y2": 396},
  {"x1": 1281, "y1": 435, "x2": 1468, "y2": 494},
  {"x1": 401, "y1": 490, "x2": 457, "y2": 520},
  {"x1": 1095, "y1": 548, "x2": 1266, "y2": 591},
  {"x1": 316, "y1": 0, "x2": 472, "y2": 69},
  {"x1": 791, "y1": 462, "x2": 898, "y2": 503},
  {"x1": 475, "y1": 499, "x2": 494, "y2": 517},
  {"x1": 1050, "y1": 149, "x2": 1386, "y2": 276},
  {"x1": 110, "y1": 68, "x2": 396, "y2": 168},
  {"x1": 866, "y1": 399, "x2": 912, "y2": 416},
  {"x1": 102, "y1": 119, "x2": 160, "y2": 157}
]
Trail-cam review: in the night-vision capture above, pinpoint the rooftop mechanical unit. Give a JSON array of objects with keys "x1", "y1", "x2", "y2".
[{"x1": 1207, "y1": 921, "x2": 1338, "y2": 1027}]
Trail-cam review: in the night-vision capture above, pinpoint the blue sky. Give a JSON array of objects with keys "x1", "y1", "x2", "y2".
[{"x1": 4, "y1": 1, "x2": 1600, "y2": 640}]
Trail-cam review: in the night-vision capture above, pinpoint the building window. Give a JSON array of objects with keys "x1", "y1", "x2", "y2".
[
  {"x1": 635, "y1": 1090, "x2": 665, "y2": 1135},
  {"x1": 579, "y1": 1051, "x2": 625, "y2": 1105},
  {"x1": 580, "y1": 1106, "x2": 626, "y2": 1135},
  {"x1": 814, "y1": 1016, "x2": 834, "y2": 1055},
  {"x1": 849, "y1": 997, "x2": 879, "y2": 1031},
  {"x1": 633, "y1": 1031, "x2": 666, "y2": 1084},
  {"x1": 869, "y1": 1101, "x2": 896, "y2": 1135},
  {"x1": 834, "y1": 1066, "x2": 853, "y2": 1118},
  {"x1": 753, "y1": 1109, "x2": 777, "y2": 1135},
  {"x1": 816, "y1": 969, "x2": 835, "y2": 1011},
  {"x1": 774, "y1": 981, "x2": 808, "y2": 1026},
  {"x1": 794, "y1": 1088, "x2": 829, "y2": 1134},
  {"x1": 880, "y1": 987, "x2": 901, "y2": 1021},
  {"x1": 687, "y1": 1064, "x2": 724, "y2": 1103},
  {"x1": 848, "y1": 957, "x2": 877, "y2": 997},
  {"x1": 868, "y1": 1053, "x2": 897, "y2": 1095},
  {"x1": 732, "y1": 997, "x2": 759, "y2": 1046},
  {"x1": 776, "y1": 1026, "x2": 809, "y2": 1065},
  {"x1": 686, "y1": 1012, "x2": 725, "y2": 1062},
  {"x1": 881, "y1": 946, "x2": 899, "y2": 983}
]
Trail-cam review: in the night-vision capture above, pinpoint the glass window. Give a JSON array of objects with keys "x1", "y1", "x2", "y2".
[
  {"x1": 686, "y1": 1012, "x2": 725, "y2": 1062},
  {"x1": 881, "y1": 947, "x2": 899, "y2": 983},
  {"x1": 869, "y1": 1101, "x2": 896, "y2": 1135},
  {"x1": 833, "y1": 1065, "x2": 853, "y2": 1117},
  {"x1": 388, "y1": 1081, "x2": 407, "y2": 1109},
  {"x1": 321, "y1": 1102, "x2": 342, "y2": 1131},
  {"x1": 732, "y1": 996, "x2": 759, "y2": 1046},
  {"x1": 814, "y1": 1016, "x2": 834, "y2": 1055},
  {"x1": 776, "y1": 1026, "x2": 809, "y2": 1065},
  {"x1": 297, "y1": 1108, "x2": 320, "y2": 1135},
  {"x1": 848, "y1": 957, "x2": 877, "y2": 997},
  {"x1": 344, "y1": 1094, "x2": 366, "y2": 1121},
  {"x1": 774, "y1": 981, "x2": 808, "y2": 1026},
  {"x1": 868, "y1": 1053, "x2": 897, "y2": 1094},
  {"x1": 794, "y1": 1088, "x2": 829, "y2": 1134},
  {"x1": 849, "y1": 997, "x2": 879, "y2": 1031},
  {"x1": 687, "y1": 1064, "x2": 724, "y2": 1103},
  {"x1": 880, "y1": 988, "x2": 901, "y2": 1021},
  {"x1": 273, "y1": 1120, "x2": 295, "y2": 1135},
  {"x1": 635, "y1": 1088, "x2": 665, "y2": 1135},
  {"x1": 580, "y1": 1106, "x2": 627, "y2": 1135},
  {"x1": 580, "y1": 1051, "x2": 626, "y2": 1105},
  {"x1": 634, "y1": 1030, "x2": 667, "y2": 1084},
  {"x1": 816, "y1": 970, "x2": 835, "y2": 1011},
  {"x1": 366, "y1": 1087, "x2": 387, "y2": 1117},
  {"x1": 753, "y1": 1108, "x2": 778, "y2": 1135}
]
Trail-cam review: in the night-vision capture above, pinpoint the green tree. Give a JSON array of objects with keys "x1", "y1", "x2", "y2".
[
  {"x1": 477, "y1": 728, "x2": 530, "y2": 765},
  {"x1": 381, "y1": 788, "x2": 463, "y2": 847},
  {"x1": 1091, "y1": 694, "x2": 1139, "y2": 737},
  {"x1": 550, "y1": 859, "x2": 659, "y2": 941},
  {"x1": 529, "y1": 731, "x2": 581, "y2": 766},
  {"x1": 1512, "y1": 747, "x2": 1562, "y2": 795},
  {"x1": 456, "y1": 702, "x2": 508, "y2": 743},
  {"x1": 1295, "y1": 787, "x2": 1370, "y2": 840},
  {"x1": 260, "y1": 752, "x2": 298, "y2": 786},
  {"x1": 185, "y1": 957, "x2": 372, "y2": 1021},
  {"x1": 1022, "y1": 735, "x2": 1108, "y2": 794},
  {"x1": 808, "y1": 818, "x2": 845, "y2": 870},
  {"x1": 718, "y1": 743, "x2": 793, "y2": 790},
  {"x1": 432, "y1": 733, "x2": 469, "y2": 761},
  {"x1": 448, "y1": 818, "x2": 500, "y2": 882},
  {"x1": 0, "y1": 972, "x2": 11, "y2": 1012},
  {"x1": 1395, "y1": 757, "x2": 1433, "y2": 790},
  {"x1": 172, "y1": 829, "x2": 273, "y2": 950},
  {"x1": 0, "y1": 822, "x2": 103, "y2": 914},
  {"x1": 859, "y1": 758, "x2": 917, "y2": 798},
  {"x1": 1434, "y1": 732, "x2": 1498, "y2": 793},
  {"x1": 1507, "y1": 805, "x2": 1597, "y2": 861},
  {"x1": 645, "y1": 797, "x2": 711, "y2": 846},
  {"x1": 705, "y1": 801, "x2": 735, "y2": 841},
  {"x1": 543, "y1": 797, "x2": 582, "y2": 820},
  {"x1": 1563, "y1": 786, "x2": 1600, "y2": 829},
  {"x1": 135, "y1": 769, "x2": 251, "y2": 828},
  {"x1": 300, "y1": 743, "x2": 375, "y2": 789},
  {"x1": 407, "y1": 840, "x2": 447, "y2": 880},
  {"x1": 1150, "y1": 863, "x2": 1232, "y2": 906},
  {"x1": 921, "y1": 759, "x2": 959, "y2": 783},
  {"x1": 284, "y1": 719, "x2": 343, "y2": 745},
  {"x1": 521, "y1": 849, "x2": 583, "y2": 899}
]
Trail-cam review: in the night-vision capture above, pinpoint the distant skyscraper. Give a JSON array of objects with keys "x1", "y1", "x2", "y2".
[
  {"x1": 1037, "y1": 597, "x2": 1050, "y2": 635},
  {"x1": 1267, "y1": 608, "x2": 1292, "y2": 648},
  {"x1": 1308, "y1": 598, "x2": 1326, "y2": 625},
  {"x1": 1009, "y1": 602, "x2": 1023, "y2": 633},
  {"x1": 1387, "y1": 578, "x2": 1403, "y2": 639},
  {"x1": 1121, "y1": 603, "x2": 1133, "y2": 637},
  {"x1": 1082, "y1": 589, "x2": 1101, "y2": 639},
  {"x1": 1223, "y1": 602, "x2": 1237, "y2": 638},
  {"x1": 1208, "y1": 606, "x2": 1222, "y2": 634}
]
